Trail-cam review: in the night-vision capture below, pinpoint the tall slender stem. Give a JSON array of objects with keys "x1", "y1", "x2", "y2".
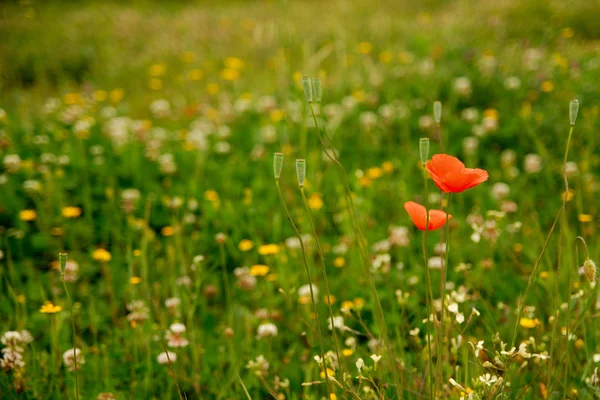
[
  {"x1": 60, "y1": 253, "x2": 79, "y2": 400},
  {"x1": 436, "y1": 193, "x2": 451, "y2": 389},
  {"x1": 275, "y1": 179, "x2": 332, "y2": 397},
  {"x1": 300, "y1": 187, "x2": 345, "y2": 381},
  {"x1": 422, "y1": 168, "x2": 435, "y2": 399},
  {"x1": 308, "y1": 103, "x2": 401, "y2": 398}
]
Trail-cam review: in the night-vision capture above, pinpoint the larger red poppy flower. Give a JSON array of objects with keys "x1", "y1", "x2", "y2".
[
  {"x1": 426, "y1": 154, "x2": 488, "y2": 193},
  {"x1": 404, "y1": 201, "x2": 451, "y2": 231}
]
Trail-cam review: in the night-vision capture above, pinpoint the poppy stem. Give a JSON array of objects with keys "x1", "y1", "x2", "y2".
[
  {"x1": 422, "y1": 166, "x2": 435, "y2": 399},
  {"x1": 436, "y1": 192, "x2": 451, "y2": 389}
]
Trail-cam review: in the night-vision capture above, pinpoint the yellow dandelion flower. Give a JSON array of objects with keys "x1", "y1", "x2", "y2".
[
  {"x1": 62, "y1": 206, "x2": 82, "y2": 218},
  {"x1": 238, "y1": 239, "x2": 254, "y2": 251},
  {"x1": 250, "y1": 264, "x2": 270, "y2": 276},
  {"x1": 356, "y1": 42, "x2": 372, "y2": 55},
  {"x1": 129, "y1": 276, "x2": 142, "y2": 285},
  {"x1": 541, "y1": 80, "x2": 554, "y2": 93},
  {"x1": 161, "y1": 226, "x2": 175, "y2": 237},
  {"x1": 519, "y1": 318, "x2": 539, "y2": 329},
  {"x1": 341, "y1": 300, "x2": 354, "y2": 310},
  {"x1": 513, "y1": 243, "x2": 523, "y2": 253},
  {"x1": 298, "y1": 295, "x2": 311, "y2": 305},
  {"x1": 93, "y1": 248, "x2": 112, "y2": 263},
  {"x1": 359, "y1": 176, "x2": 371, "y2": 187},
  {"x1": 220, "y1": 68, "x2": 240, "y2": 81},
  {"x1": 575, "y1": 338, "x2": 584, "y2": 349},
  {"x1": 258, "y1": 244, "x2": 279, "y2": 256},
  {"x1": 334, "y1": 257, "x2": 345, "y2": 268},
  {"x1": 367, "y1": 167, "x2": 383, "y2": 179},
  {"x1": 19, "y1": 209, "x2": 37, "y2": 221},
  {"x1": 324, "y1": 294, "x2": 336, "y2": 305},
  {"x1": 133, "y1": 249, "x2": 141, "y2": 257},
  {"x1": 540, "y1": 271, "x2": 549, "y2": 279},
  {"x1": 330, "y1": 394, "x2": 338, "y2": 400},
  {"x1": 282, "y1": 144, "x2": 294, "y2": 156},
  {"x1": 266, "y1": 273, "x2": 277, "y2": 282},
  {"x1": 188, "y1": 69, "x2": 203, "y2": 81},
  {"x1": 204, "y1": 190, "x2": 219, "y2": 202},
  {"x1": 352, "y1": 90, "x2": 365, "y2": 102},
  {"x1": 293, "y1": 71, "x2": 303, "y2": 84},
  {"x1": 578, "y1": 214, "x2": 592, "y2": 222},
  {"x1": 94, "y1": 90, "x2": 108, "y2": 102},
  {"x1": 149, "y1": 63, "x2": 166, "y2": 77},
  {"x1": 110, "y1": 88, "x2": 125, "y2": 103},
  {"x1": 269, "y1": 109, "x2": 285, "y2": 123},
  {"x1": 224, "y1": 57, "x2": 244, "y2": 70},
  {"x1": 307, "y1": 194, "x2": 323, "y2": 210},
  {"x1": 40, "y1": 301, "x2": 62, "y2": 314},
  {"x1": 562, "y1": 189, "x2": 575, "y2": 202},
  {"x1": 379, "y1": 51, "x2": 393, "y2": 63},
  {"x1": 342, "y1": 348, "x2": 354, "y2": 357}
]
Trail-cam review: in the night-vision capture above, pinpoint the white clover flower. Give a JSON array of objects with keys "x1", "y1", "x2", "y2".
[
  {"x1": 157, "y1": 351, "x2": 177, "y2": 365},
  {"x1": 479, "y1": 373, "x2": 498, "y2": 386},
  {"x1": 63, "y1": 348, "x2": 84, "y2": 371},
  {"x1": 257, "y1": 323, "x2": 278, "y2": 338}
]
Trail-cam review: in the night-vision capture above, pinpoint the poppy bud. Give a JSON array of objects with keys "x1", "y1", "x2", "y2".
[
  {"x1": 273, "y1": 152, "x2": 284, "y2": 179},
  {"x1": 419, "y1": 138, "x2": 430, "y2": 165},
  {"x1": 302, "y1": 77, "x2": 313, "y2": 103},
  {"x1": 313, "y1": 78, "x2": 322, "y2": 103},
  {"x1": 583, "y1": 258, "x2": 596, "y2": 283},
  {"x1": 296, "y1": 159, "x2": 306, "y2": 187},
  {"x1": 433, "y1": 101, "x2": 442, "y2": 124},
  {"x1": 569, "y1": 99, "x2": 579, "y2": 126},
  {"x1": 59, "y1": 252, "x2": 68, "y2": 276}
]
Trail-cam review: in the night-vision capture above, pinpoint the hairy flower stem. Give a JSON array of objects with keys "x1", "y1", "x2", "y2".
[
  {"x1": 309, "y1": 104, "x2": 402, "y2": 398},
  {"x1": 422, "y1": 168, "x2": 435, "y2": 399},
  {"x1": 275, "y1": 179, "x2": 333, "y2": 398},
  {"x1": 161, "y1": 339, "x2": 184, "y2": 400},
  {"x1": 300, "y1": 187, "x2": 346, "y2": 382},
  {"x1": 436, "y1": 193, "x2": 451, "y2": 391},
  {"x1": 60, "y1": 253, "x2": 79, "y2": 400}
]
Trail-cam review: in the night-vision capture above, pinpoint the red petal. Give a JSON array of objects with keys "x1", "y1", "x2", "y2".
[{"x1": 404, "y1": 201, "x2": 427, "y2": 230}]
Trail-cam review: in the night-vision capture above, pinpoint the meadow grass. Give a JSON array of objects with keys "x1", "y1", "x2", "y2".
[{"x1": 1, "y1": 0, "x2": 600, "y2": 399}]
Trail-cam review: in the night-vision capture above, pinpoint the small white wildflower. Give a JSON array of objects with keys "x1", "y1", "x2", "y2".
[
  {"x1": 479, "y1": 373, "x2": 498, "y2": 386},
  {"x1": 257, "y1": 323, "x2": 278, "y2": 338},
  {"x1": 157, "y1": 351, "x2": 177, "y2": 365}
]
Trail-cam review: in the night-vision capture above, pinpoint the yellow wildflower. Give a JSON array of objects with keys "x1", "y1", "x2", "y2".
[
  {"x1": 269, "y1": 109, "x2": 285, "y2": 123},
  {"x1": 149, "y1": 78, "x2": 163, "y2": 91},
  {"x1": 130, "y1": 276, "x2": 142, "y2": 285},
  {"x1": 307, "y1": 194, "x2": 323, "y2": 210},
  {"x1": 356, "y1": 42, "x2": 372, "y2": 54},
  {"x1": 578, "y1": 214, "x2": 592, "y2": 222},
  {"x1": 110, "y1": 88, "x2": 125, "y2": 103},
  {"x1": 519, "y1": 318, "x2": 539, "y2": 329},
  {"x1": 320, "y1": 368, "x2": 336, "y2": 379},
  {"x1": 149, "y1": 63, "x2": 166, "y2": 77},
  {"x1": 161, "y1": 226, "x2": 175, "y2": 237},
  {"x1": 333, "y1": 257, "x2": 345, "y2": 268},
  {"x1": 367, "y1": 167, "x2": 383, "y2": 179},
  {"x1": 224, "y1": 57, "x2": 244, "y2": 70},
  {"x1": 238, "y1": 239, "x2": 254, "y2": 251},
  {"x1": 220, "y1": 68, "x2": 240, "y2": 81},
  {"x1": 258, "y1": 244, "x2": 279, "y2": 256},
  {"x1": 94, "y1": 90, "x2": 108, "y2": 102},
  {"x1": 250, "y1": 264, "x2": 270, "y2": 276},
  {"x1": 188, "y1": 69, "x2": 203, "y2": 81},
  {"x1": 382, "y1": 161, "x2": 394, "y2": 173},
  {"x1": 324, "y1": 295, "x2": 336, "y2": 305},
  {"x1": 40, "y1": 301, "x2": 62, "y2": 314},
  {"x1": 353, "y1": 298, "x2": 365, "y2": 309},
  {"x1": 207, "y1": 83, "x2": 220, "y2": 95},
  {"x1": 93, "y1": 248, "x2": 112, "y2": 262},
  {"x1": 379, "y1": 51, "x2": 393, "y2": 63},
  {"x1": 342, "y1": 349, "x2": 354, "y2": 357},
  {"x1": 62, "y1": 206, "x2": 82, "y2": 218},
  {"x1": 19, "y1": 209, "x2": 37, "y2": 221},
  {"x1": 541, "y1": 80, "x2": 554, "y2": 93}
]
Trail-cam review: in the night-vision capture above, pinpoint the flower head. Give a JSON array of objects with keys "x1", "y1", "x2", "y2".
[
  {"x1": 426, "y1": 154, "x2": 488, "y2": 193},
  {"x1": 404, "y1": 201, "x2": 451, "y2": 231}
]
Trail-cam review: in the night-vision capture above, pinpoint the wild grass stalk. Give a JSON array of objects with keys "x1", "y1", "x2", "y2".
[
  {"x1": 298, "y1": 169, "x2": 345, "y2": 383},
  {"x1": 273, "y1": 153, "x2": 333, "y2": 397},
  {"x1": 305, "y1": 79, "x2": 402, "y2": 398}
]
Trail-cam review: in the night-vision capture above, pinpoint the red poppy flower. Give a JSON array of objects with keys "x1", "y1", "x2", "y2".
[
  {"x1": 426, "y1": 154, "x2": 488, "y2": 193},
  {"x1": 404, "y1": 201, "x2": 452, "y2": 231}
]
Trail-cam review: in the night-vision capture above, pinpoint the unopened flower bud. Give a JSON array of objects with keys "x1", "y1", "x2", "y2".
[
  {"x1": 419, "y1": 138, "x2": 430, "y2": 165},
  {"x1": 302, "y1": 77, "x2": 313, "y2": 103},
  {"x1": 570, "y1": 99, "x2": 579, "y2": 126},
  {"x1": 273, "y1": 152, "x2": 284, "y2": 179},
  {"x1": 433, "y1": 101, "x2": 442, "y2": 124},
  {"x1": 59, "y1": 252, "x2": 68, "y2": 275},
  {"x1": 313, "y1": 78, "x2": 322, "y2": 103},
  {"x1": 583, "y1": 258, "x2": 596, "y2": 283},
  {"x1": 296, "y1": 159, "x2": 306, "y2": 187}
]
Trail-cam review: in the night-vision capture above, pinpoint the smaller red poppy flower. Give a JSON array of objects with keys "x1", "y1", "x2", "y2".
[
  {"x1": 426, "y1": 154, "x2": 488, "y2": 193},
  {"x1": 404, "y1": 201, "x2": 452, "y2": 231}
]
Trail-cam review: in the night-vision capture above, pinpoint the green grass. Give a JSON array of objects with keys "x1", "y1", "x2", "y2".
[{"x1": 0, "y1": 0, "x2": 600, "y2": 398}]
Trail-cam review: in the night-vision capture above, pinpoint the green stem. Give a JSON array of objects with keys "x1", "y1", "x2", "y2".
[
  {"x1": 436, "y1": 193, "x2": 451, "y2": 390},
  {"x1": 60, "y1": 253, "x2": 79, "y2": 400},
  {"x1": 300, "y1": 187, "x2": 346, "y2": 385},
  {"x1": 275, "y1": 179, "x2": 332, "y2": 398},
  {"x1": 422, "y1": 167, "x2": 435, "y2": 399}
]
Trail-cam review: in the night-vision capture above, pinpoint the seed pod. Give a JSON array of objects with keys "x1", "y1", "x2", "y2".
[
  {"x1": 433, "y1": 101, "x2": 442, "y2": 124},
  {"x1": 313, "y1": 78, "x2": 322, "y2": 103},
  {"x1": 419, "y1": 138, "x2": 430, "y2": 165},
  {"x1": 302, "y1": 77, "x2": 313, "y2": 103},
  {"x1": 569, "y1": 99, "x2": 579, "y2": 126},
  {"x1": 59, "y1": 252, "x2": 68, "y2": 275},
  {"x1": 273, "y1": 152, "x2": 284, "y2": 179},
  {"x1": 296, "y1": 159, "x2": 306, "y2": 187},
  {"x1": 583, "y1": 258, "x2": 596, "y2": 283}
]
